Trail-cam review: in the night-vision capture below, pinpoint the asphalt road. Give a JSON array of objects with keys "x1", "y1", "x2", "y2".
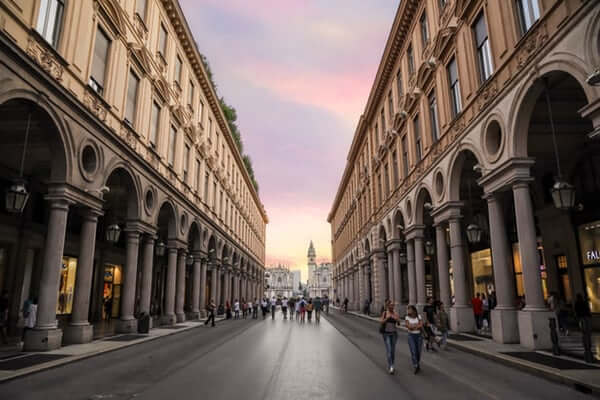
[{"x1": 0, "y1": 310, "x2": 592, "y2": 400}]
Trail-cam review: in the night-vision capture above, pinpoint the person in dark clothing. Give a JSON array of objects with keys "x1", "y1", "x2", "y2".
[
  {"x1": 574, "y1": 293, "x2": 591, "y2": 330},
  {"x1": 205, "y1": 299, "x2": 216, "y2": 327},
  {"x1": 343, "y1": 297, "x2": 349, "y2": 312}
]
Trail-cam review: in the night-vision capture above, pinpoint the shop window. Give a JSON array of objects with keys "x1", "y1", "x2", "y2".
[
  {"x1": 512, "y1": 243, "x2": 548, "y2": 300},
  {"x1": 556, "y1": 255, "x2": 572, "y2": 303},
  {"x1": 584, "y1": 268, "x2": 600, "y2": 313},
  {"x1": 57, "y1": 256, "x2": 77, "y2": 315},
  {"x1": 103, "y1": 264, "x2": 122, "y2": 319},
  {"x1": 471, "y1": 249, "x2": 494, "y2": 297},
  {"x1": 577, "y1": 221, "x2": 600, "y2": 312}
]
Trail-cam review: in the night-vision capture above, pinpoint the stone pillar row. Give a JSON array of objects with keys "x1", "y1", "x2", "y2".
[{"x1": 23, "y1": 196, "x2": 261, "y2": 351}]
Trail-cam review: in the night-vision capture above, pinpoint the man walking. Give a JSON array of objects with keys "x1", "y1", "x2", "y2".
[
  {"x1": 270, "y1": 297, "x2": 277, "y2": 320},
  {"x1": 323, "y1": 294, "x2": 330, "y2": 314},
  {"x1": 205, "y1": 299, "x2": 216, "y2": 327},
  {"x1": 281, "y1": 297, "x2": 288, "y2": 319},
  {"x1": 314, "y1": 296, "x2": 322, "y2": 323},
  {"x1": 472, "y1": 293, "x2": 483, "y2": 332}
]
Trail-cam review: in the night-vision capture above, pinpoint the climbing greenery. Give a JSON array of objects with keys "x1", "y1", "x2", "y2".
[{"x1": 200, "y1": 54, "x2": 259, "y2": 193}]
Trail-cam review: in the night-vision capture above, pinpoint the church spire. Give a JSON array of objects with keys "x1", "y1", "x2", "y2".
[{"x1": 307, "y1": 240, "x2": 316, "y2": 258}]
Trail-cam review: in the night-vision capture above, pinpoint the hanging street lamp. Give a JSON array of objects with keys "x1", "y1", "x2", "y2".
[
  {"x1": 466, "y1": 223, "x2": 483, "y2": 244},
  {"x1": 155, "y1": 240, "x2": 166, "y2": 256},
  {"x1": 105, "y1": 223, "x2": 121, "y2": 244},
  {"x1": 544, "y1": 78, "x2": 576, "y2": 210},
  {"x1": 5, "y1": 110, "x2": 32, "y2": 213},
  {"x1": 186, "y1": 253, "x2": 194, "y2": 266},
  {"x1": 424, "y1": 240, "x2": 435, "y2": 256}
]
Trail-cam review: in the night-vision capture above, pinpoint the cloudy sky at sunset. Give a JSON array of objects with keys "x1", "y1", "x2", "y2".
[{"x1": 181, "y1": 1, "x2": 400, "y2": 280}]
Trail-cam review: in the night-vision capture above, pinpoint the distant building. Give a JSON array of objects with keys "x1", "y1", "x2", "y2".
[
  {"x1": 291, "y1": 270, "x2": 302, "y2": 295},
  {"x1": 306, "y1": 241, "x2": 333, "y2": 298},
  {"x1": 265, "y1": 265, "x2": 293, "y2": 299}
]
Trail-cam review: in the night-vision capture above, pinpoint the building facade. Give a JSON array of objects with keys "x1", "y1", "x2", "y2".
[
  {"x1": 0, "y1": 0, "x2": 267, "y2": 351},
  {"x1": 265, "y1": 265, "x2": 293, "y2": 299},
  {"x1": 329, "y1": 0, "x2": 600, "y2": 350},
  {"x1": 306, "y1": 241, "x2": 332, "y2": 298}
]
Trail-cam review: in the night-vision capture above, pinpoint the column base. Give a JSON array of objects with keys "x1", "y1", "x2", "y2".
[
  {"x1": 518, "y1": 309, "x2": 554, "y2": 349},
  {"x1": 63, "y1": 323, "x2": 94, "y2": 345},
  {"x1": 199, "y1": 310, "x2": 207, "y2": 318},
  {"x1": 450, "y1": 305, "x2": 475, "y2": 333},
  {"x1": 187, "y1": 311, "x2": 200, "y2": 320},
  {"x1": 176, "y1": 313, "x2": 186, "y2": 323},
  {"x1": 371, "y1": 302, "x2": 383, "y2": 316},
  {"x1": 491, "y1": 308, "x2": 519, "y2": 344},
  {"x1": 24, "y1": 328, "x2": 62, "y2": 351},
  {"x1": 115, "y1": 318, "x2": 138, "y2": 334},
  {"x1": 161, "y1": 314, "x2": 176, "y2": 326}
]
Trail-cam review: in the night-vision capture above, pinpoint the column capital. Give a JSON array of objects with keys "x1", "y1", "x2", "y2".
[
  {"x1": 43, "y1": 195, "x2": 73, "y2": 210},
  {"x1": 81, "y1": 207, "x2": 104, "y2": 221},
  {"x1": 476, "y1": 157, "x2": 535, "y2": 194},
  {"x1": 386, "y1": 239, "x2": 404, "y2": 251},
  {"x1": 431, "y1": 201, "x2": 463, "y2": 225},
  {"x1": 404, "y1": 225, "x2": 425, "y2": 240}
]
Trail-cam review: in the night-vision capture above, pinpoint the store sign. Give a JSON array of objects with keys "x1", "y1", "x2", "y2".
[{"x1": 578, "y1": 221, "x2": 600, "y2": 266}]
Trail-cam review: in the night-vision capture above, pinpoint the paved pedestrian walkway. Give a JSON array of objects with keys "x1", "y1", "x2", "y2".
[
  {"x1": 0, "y1": 318, "x2": 223, "y2": 383},
  {"x1": 339, "y1": 307, "x2": 600, "y2": 395}
]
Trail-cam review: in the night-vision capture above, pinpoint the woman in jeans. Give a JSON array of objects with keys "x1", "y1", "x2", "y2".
[
  {"x1": 405, "y1": 305, "x2": 424, "y2": 374},
  {"x1": 380, "y1": 300, "x2": 400, "y2": 374}
]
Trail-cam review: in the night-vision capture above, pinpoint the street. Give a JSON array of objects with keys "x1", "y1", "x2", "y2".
[{"x1": 1, "y1": 310, "x2": 592, "y2": 400}]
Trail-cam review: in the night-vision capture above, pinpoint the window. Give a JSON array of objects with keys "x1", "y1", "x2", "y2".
[
  {"x1": 188, "y1": 81, "x2": 194, "y2": 107},
  {"x1": 428, "y1": 91, "x2": 439, "y2": 142},
  {"x1": 158, "y1": 23, "x2": 167, "y2": 58},
  {"x1": 213, "y1": 182, "x2": 217, "y2": 209},
  {"x1": 414, "y1": 114, "x2": 422, "y2": 162},
  {"x1": 168, "y1": 125, "x2": 177, "y2": 167},
  {"x1": 516, "y1": 0, "x2": 540, "y2": 35},
  {"x1": 420, "y1": 13, "x2": 430, "y2": 48},
  {"x1": 374, "y1": 124, "x2": 379, "y2": 148},
  {"x1": 380, "y1": 109, "x2": 386, "y2": 136},
  {"x1": 219, "y1": 191, "x2": 224, "y2": 217},
  {"x1": 199, "y1": 100, "x2": 204, "y2": 124},
  {"x1": 473, "y1": 12, "x2": 493, "y2": 83},
  {"x1": 125, "y1": 70, "x2": 140, "y2": 126},
  {"x1": 439, "y1": 0, "x2": 447, "y2": 12},
  {"x1": 175, "y1": 55, "x2": 182, "y2": 85},
  {"x1": 135, "y1": 0, "x2": 147, "y2": 20},
  {"x1": 447, "y1": 57, "x2": 462, "y2": 117},
  {"x1": 392, "y1": 151, "x2": 399, "y2": 187},
  {"x1": 89, "y1": 27, "x2": 110, "y2": 95},
  {"x1": 36, "y1": 0, "x2": 64, "y2": 47},
  {"x1": 208, "y1": 118, "x2": 213, "y2": 140},
  {"x1": 204, "y1": 173, "x2": 209, "y2": 200},
  {"x1": 183, "y1": 144, "x2": 190, "y2": 182},
  {"x1": 388, "y1": 91, "x2": 394, "y2": 121},
  {"x1": 407, "y1": 44, "x2": 415, "y2": 75},
  {"x1": 396, "y1": 69, "x2": 403, "y2": 99},
  {"x1": 150, "y1": 101, "x2": 160, "y2": 147},
  {"x1": 383, "y1": 163, "x2": 390, "y2": 198},
  {"x1": 377, "y1": 174, "x2": 383, "y2": 207},
  {"x1": 196, "y1": 159, "x2": 201, "y2": 192}
]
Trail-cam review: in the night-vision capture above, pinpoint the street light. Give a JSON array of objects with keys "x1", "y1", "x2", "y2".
[
  {"x1": 105, "y1": 223, "x2": 121, "y2": 244},
  {"x1": 155, "y1": 240, "x2": 166, "y2": 256},
  {"x1": 466, "y1": 223, "x2": 482, "y2": 244},
  {"x1": 425, "y1": 240, "x2": 435, "y2": 256},
  {"x1": 5, "y1": 110, "x2": 32, "y2": 213},
  {"x1": 186, "y1": 253, "x2": 194, "y2": 266}
]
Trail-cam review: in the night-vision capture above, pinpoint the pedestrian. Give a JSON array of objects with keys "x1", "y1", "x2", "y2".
[
  {"x1": 104, "y1": 296, "x2": 113, "y2": 321},
  {"x1": 300, "y1": 297, "x2": 306, "y2": 322},
  {"x1": 323, "y1": 294, "x2": 330, "y2": 315},
  {"x1": 481, "y1": 293, "x2": 490, "y2": 332},
  {"x1": 244, "y1": 299, "x2": 250, "y2": 319},
  {"x1": 574, "y1": 293, "x2": 591, "y2": 332},
  {"x1": 287, "y1": 297, "x2": 295, "y2": 320},
  {"x1": 364, "y1": 298, "x2": 371, "y2": 316},
  {"x1": 0, "y1": 290, "x2": 9, "y2": 344},
  {"x1": 307, "y1": 298, "x2": 314, "y2": 322},
  {"x1": 380, "y1": 300, "x2": 400, "y2": 374},
  {"x1": 314, "y1": 296, "x2": 322, "y2": 323},
  {"x1": 471, "y1": 293, "x2": 483, "y2": 332},
  {"x1": 423, "y1": 297, "x2": 437, "y2": 351},
  {"x1": 22, "y1": 297, "x2": 37, "y2": 340},
  {"x1": 281, "y1": 297, "x2": 288, "y2": 319},
  {"x1": 434, "y1": 301, "x2": 450, "y2": 349},
  {"x1": 405, "y1": 305, "x2": 424, "y2": 374},
  {"x1": 270, "y1": 297, "x2": 277, "y2": 320},
  {"x1": 343, "y1": 297, "x2": 349, "y2": 312},
  {"x1": 205, "y1": 299, "x2": 216, "y2": 327},
  {"x1": 261, "y1": 298, "x2": 268, "y2": 319},
  {"x1": 225, "y1": 300, "x2": 232, "y2": 319},
  {"x1": 253, "y1": 298, "x2": 259, "y2": 319},
  {"x1": 233, "y1": 299, "x2": 240, "y2": 319},
  {"x1": 295, "y1": 297, "x2": 302, "y2": 321},
  {"x1": 336, "y1": 297, "x2": 340, "y2": 307}
]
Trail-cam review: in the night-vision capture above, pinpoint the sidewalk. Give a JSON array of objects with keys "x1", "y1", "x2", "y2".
[
  {"x1": 340, "y1": 308, "x2": 600, "y2": 396},
  {"x1": 0, "y1": 317, "x2": 224, "y2": 383}
]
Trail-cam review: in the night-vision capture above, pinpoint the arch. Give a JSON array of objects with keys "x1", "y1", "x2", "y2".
[
  {"x1": 392, "y1": 208, "x2": 407, "y2": 239},
  {"x1": 447, "y1": 147, "x2": 485, "y2": 202},
  {"x1": 187, "y1": 221, "x2": 201, "y2": 251},
  {"x1": 0, "y1": 91, "x2": 72, "y2": 182},
  {"x1": 364, "y1": 237, "x2": 371, "y2": 254},
  {"x1": 414, "y1": 184, "x2": 434, "y2": 225},
  {"x1": 156, "y1": 200, "x2": 177, "y2": 240},
  {"x1": 207, "y1": 235, "x2": 217, "y2": 261},
  {"x1": 104, "y1": 163, "x2": 141, "y2": 220},
  {"x1": 378, "y1": 224, "x2": 387, "y2": 248},
  {"x1": 509, "y1": 60, "x2": 596, "y2": 158}
]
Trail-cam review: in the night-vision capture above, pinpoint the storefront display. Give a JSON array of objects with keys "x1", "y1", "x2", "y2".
[
  {"x1": 471, "y1": 249, "x2": 494, "y2": 296},
  {"x1": 57, "y1": 256, "x2": 77, "y2": 314},
  {"x1": 103, "y1": 264, "x2": 122, "y2": 319},
  {"x1": 511, "y1": 243, "x2": 548, "y2": 300},
  {"x1": 578, "y1": 221, "x2": 600, "y2": 312}
]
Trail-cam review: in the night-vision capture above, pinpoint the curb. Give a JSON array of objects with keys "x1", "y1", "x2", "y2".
[
  {"x1": 340, "y1": 309, "x2": 600, "y2": 397},
  {"x1": 0, "y1": 318, "x2": 225, "y2": 384}
]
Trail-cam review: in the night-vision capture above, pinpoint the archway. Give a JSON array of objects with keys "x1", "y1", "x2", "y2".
[
  {"x1": 415, "y1": 187, "x2": 436, "y2": 307},
  {"x1": 152, "y1": 201, "x2": 177, "y2": 325},
  {"x1": 393, "y1": 210, "x2": 409, "y2": 304}
]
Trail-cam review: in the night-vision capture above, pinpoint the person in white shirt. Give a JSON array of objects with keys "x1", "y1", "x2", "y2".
[
  {"x1": 405, "y1": 305, "x2": 424, "y2": 374},
  {"x1": 270, "y1": 297, "x2": 277, "y2": 320},
  {"x1": 233, "y1": 299, "x2": 240, "y2": 319}
]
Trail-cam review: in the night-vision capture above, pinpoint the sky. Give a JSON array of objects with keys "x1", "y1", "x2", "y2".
[{"x1": 180, "y1": 0, "x2": 400, "y2": 281}]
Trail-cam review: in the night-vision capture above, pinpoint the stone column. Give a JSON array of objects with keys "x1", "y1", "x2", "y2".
[
  {"x1": 387, "y1": 250, "x2": 395, "y2": 303},
  {"x1": 64, "y1": 208, "x2": 101, "y2": 344},
  {"x1": 391, "y1": 246, "x2": 403, "y2": 307},
  {"x1": 414, "y1": 235, "x2": 427, "y2": 312},
  {"x1": 449, "y1": 217, "x2": 475, "y2": 332},
  {"x1": 486, "y1": 193, "x2": 519, "y2": 343},
  {"x1": 138, "y1": 236, "x2": 155, "y2": 321},
  {"x1": 161, "y1": 247, "x2": 178, "y2": 325},
  {"x1": 357, "y1": 264, "x2": 364, "y2": 311},
  {"x1": 373, "y1": 251, "x2": 386, "y2": 313},
  {"x1": 199, "y1": 258, "x2": 207, "y2": 317},
  {"x1": 224, "y1": 268, "x2": 231, "y2": 305},
  {"x1": 25, "y1": 198, "x2": 71, "y2": 351},
  {"x1": 406, "y1": 240, "x2": 417, "y2": 305},
  {"x1": 190, "y1": 253, "x2": 201, "y2": 319},
  {"x1": 435, "y1": 225, "x2": 451, "y2": 310},
  {"x1": 512, "y1": 182, "x2": 553, "y2": 349},
  {"x1": 175, "y1": 250, "x2": 186, "y2": 322},
  {"x1": 210, "y1": 264, "x2": 218, "y2": 305},
  {"x1": 354, "y1": 269, "x2": 360, "y2": 310},
  {"x1": 116, "y1": 231, "x2": 140, "y2": 333}
]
